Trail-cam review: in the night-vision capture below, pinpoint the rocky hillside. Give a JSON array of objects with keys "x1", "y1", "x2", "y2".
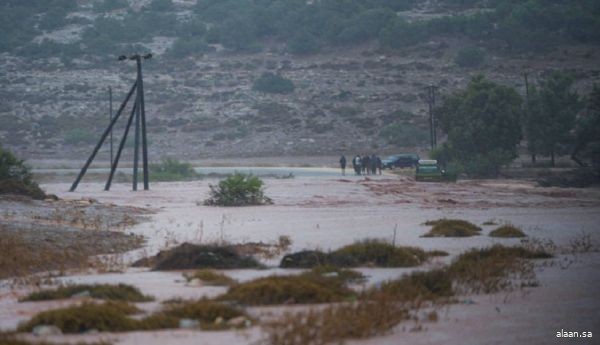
[{"x1": 1, "y1": 0, "x2": 599, "y2": 161}]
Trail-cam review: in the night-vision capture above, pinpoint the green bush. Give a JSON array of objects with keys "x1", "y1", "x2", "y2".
[
  {"x1": 380, "y1": 123, "x2": 429, "y2": 147},
  {"x1": 455, "y1": 46, "x2": 485, "y2": 68},
  {"x1": 0, "y1": 146, "x2": 46, "y2": 199},
  {"x1": 252, "y1": 72, "x2": 295, "y2": 94},
  {"x1": 204, "y1": 173, "x2": 272, "y2": 206},
  {"x1": 63, "y1": 128, "x2": 97, "y2": 145},
  {"x1": 149, "y1": 158, "x2": 201, "y2": 181}
]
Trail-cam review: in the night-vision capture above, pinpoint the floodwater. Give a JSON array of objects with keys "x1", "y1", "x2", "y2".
[
  {"x1": 32, "y1": 166, "x2": 343, "y2": 179},
  {"x1": 2, "y1": 175, "x2": 599, "y2": 344}
]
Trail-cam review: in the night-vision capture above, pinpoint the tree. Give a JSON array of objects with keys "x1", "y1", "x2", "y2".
[
  {"x1": 252, "y1": 73, "x2": 295, "y2": 94},
  {"x1": 526, "y1": 72, "x2": 581, "y2": 166},
  {"x1": 436, "y1": 75, "x2": 523, "y2": 177},
  {"x1": 572, "y1": 85, "x2": 600, "y2": 167}
]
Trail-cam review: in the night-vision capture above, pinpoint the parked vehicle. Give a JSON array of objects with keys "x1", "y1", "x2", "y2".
[
  {"x1": 415, "y1": 159, "x2": 456, "y2": 182},
  {"x1": 381, "y1": 153, "x2": 420, "y2": 169}
]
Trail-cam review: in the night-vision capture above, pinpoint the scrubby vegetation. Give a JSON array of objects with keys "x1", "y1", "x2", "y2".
[
  {"x1": 22, "y1": 284, "x2": 153, "y2": 302},
  {"x1": 5, "y1": 0, "x2": 598, "y2": 59},
  {"x1": 489, "y1": 225, "x2": 527, "y2": 238},
  {"x1": 455, "y1": 46, "x2": 485, "y2": 68},
  {"x1": 449, "y1": 245, "x2": 551, "y2": 293},
  {"x1": 422, "y1": 219, "x2": 482, "y2": 237},
  {"x1": 375, "y1": 269, "x2": 454, "y2": 303},
  {"x1": 252, "y1": 72, "x2": 295, "y2": 94},
  {"x1": 0, "y1": 229, "x2": 88, "y2": 280},
  {"x1": 135, "y1": 242, "x2": 262, "y2": 270},
  {"x1": 184, "y1": 269, "x2": 236, "y2": 286},
  {"x1": 263, "y1": 293, "x2": 409, "y2": 345},
  {"x1": 265, "y1": 244, "x2": 552, "y2": 345},
  {"x1": 280, "y1": 239, "x2": 430, "y2": 268},
  {"x1": 204, "y1": 173, "x2": 272, "y2": 206},
  {"x1": 149, "y1": 158, "x2": 202, "y2": 182},
  {"x1": 18, "y1": 299, "x2": 248, "y2": 333},
  {"x1": 219, "y1": 273, "x2": 353, "y2": 305},
  {"x1": 18, "y1": 302, "x2": 141, "y2": 333},
  {"x1": 0, "y1": 146, "x2": 46, "y2": 200}
]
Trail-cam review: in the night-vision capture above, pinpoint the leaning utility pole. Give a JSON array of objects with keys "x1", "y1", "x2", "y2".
[{"x1": 70, "y1": 53, "x2": 152, "y2": 192}]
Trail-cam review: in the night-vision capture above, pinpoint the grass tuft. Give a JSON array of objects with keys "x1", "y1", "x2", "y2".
[
  {"x1": 262, "y1": 293, "x2": 408, "y2": 345},
  {"x1": 135, "y1": 243, "x2": 262, "y2": 270},
  {"x1": 281, "y1": 239, "x2": 428, "y2": 268},
  {"x1": 21, "y1": 284, "x2": 153, "y2": 302},
  {"x1": 218, "y1": 269, "x2": 358, "y2": 305},
  {"x1": 376, "y1": 269, "x2": 454, "y2": 303},
  {"x1": 489, "y1": 225, "x2": 527, "y2": 238},
  {"x1": 449, "y1": 245, "x2": 551, "y2": 293},
  {"x1": 184, "y1": 270, "x2": 236, "y2": 286},
  {"x1": 18, "y1": 302, "x2": 140, "y2": 334},
  {"x1": 19, "y1": 299, "x2": 248, "y2": 334},
  {"x1": 422, "y1": 219, "x2": 481, "y2": 237}
]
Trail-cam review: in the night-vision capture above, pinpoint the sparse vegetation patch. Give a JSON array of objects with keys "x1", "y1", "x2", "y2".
[
  {"x1": 184, "y1": 270, "x2": 236, "y2": 286},
  {"x1": 280, "y1": 239, "x2": 430, "y2": 268},
  {"x1": 218, "y1": 274, "x2": 353, "y2": 306},
  {"x1": 135, "y1": 242, "x2": 262, "y2": 270},
  {"x1": 449, "y1": 245, "x2": 551, "y2": 293},
  {"x1": 422, "y1": 219, "x2": 482, "y2": 237},
  {"x1": 489, "y1": 225, "x2": 527, "y2": 238},
  {"x1": 22, "y1": 284, "x2": 153, "y2": 302},
  {"x1": 19, "y1": 299, "x2": 249, "y2": 333},
  {"x1": 204, "y1": 173, "x2": 272, "y2": 206}
]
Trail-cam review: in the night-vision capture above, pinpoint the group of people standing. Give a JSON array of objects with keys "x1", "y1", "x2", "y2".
[{"x1": 339, "y1": 154, "x2": 382, "y2": 176}]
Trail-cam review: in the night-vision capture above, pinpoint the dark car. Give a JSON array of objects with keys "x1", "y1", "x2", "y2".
[{"x1": 381, "y1": 153, "x2": 420, "y2": 169}]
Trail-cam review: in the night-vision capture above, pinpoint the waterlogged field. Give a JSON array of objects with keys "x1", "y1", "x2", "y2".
[{"x1": 1, "y1": 173, "x2": 599, "y2": 345}]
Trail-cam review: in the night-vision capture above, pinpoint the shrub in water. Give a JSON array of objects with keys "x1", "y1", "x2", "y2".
[
  {"x1": 489, "y1": 225, "x2": 527, "y2": 238},
  {"x1": 149, "y1": 158, "x2": 201, "y2": 181},
  {"x1": 218, "y1": 272, "x2": 354, "y2": 306},
  {"x1": 184, "y1": 269, "x2": 237, "y2": 286},
  {"x1": 204, "y1": 173, "x2": 272, "y2": 206},
  {"x1": 0, "y1": 146, "x2": 46, "y2": 200},
  {"x1": 18, "y1": 302, "x2": 140, "y2": 333},
  {"x1": 422, "y1": 219, "x2": 481, "y2": 237},
  {"x1": 143, "y1": 243, "x2": 262, "y2": 270},
  {"x1": 22, "y1": 284, "x2": 153, "y2": 302},
  {"x1": 280, "y1": 240, "x2": 429, "y2": 268}
]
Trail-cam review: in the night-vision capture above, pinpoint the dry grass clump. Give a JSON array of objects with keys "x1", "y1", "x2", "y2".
[
  {"x1": 21, "y1": 284, "x2": 153, "y2": 302},
  {"x1": 280, "y1": 239, "x2": 428, "y2": 268},
  {"x1": 376, "y1": 269, "x2": 454, "y2": 303},
  {"x1": 0, "y1": 333, "x2": 110, "y2": 345},
  {"x1": 422, "y1": 219, "x2": 482, "y2": 237},
  {"x1": 135, "y1": 242, "x2": 262, "y2": 270},
  {"x1": 489, "y1": 225, "x2": 527, "y2": 238},
  {"x1": 18, "y1": 302, "x2": 141, "y2": 333},
  {"x1": 307, "y1": 265, "x2": 367, "y2": 285},
  {"x1": 449, "y1": 245, "x2": 551, "y2": 293},
  {"x1": 19, "y1": 299, "x2": 248, "y2": 334},
  {"x1": 262, "y1": 293, "x2": 408, "y2": 345},
  {"x1": 0, "y1": 229, "x2": 89, "y2": 280},
  {"x1": 184, "y1": 270, "x2": 237, "y2": 286},
  {"x1": 159, "y1": 299, "x2": 248, "y2": 330},
  {"x1": 218, "y1": 270, "x2": 357, "y2": 305}
]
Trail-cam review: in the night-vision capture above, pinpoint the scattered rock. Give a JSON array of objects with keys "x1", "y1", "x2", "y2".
[
  {"x1": 32, "y1": 325, "x2": 62, "y2": 336},
  {"x1": 179, "y1": 318, "x2": 200, "y2": 329},
  {"x1": 226, "y1": 316, "x2": 249, "y2": 328},
  {"x1": 70, "y1": 290, "x2": 91, "y2": 298}
]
